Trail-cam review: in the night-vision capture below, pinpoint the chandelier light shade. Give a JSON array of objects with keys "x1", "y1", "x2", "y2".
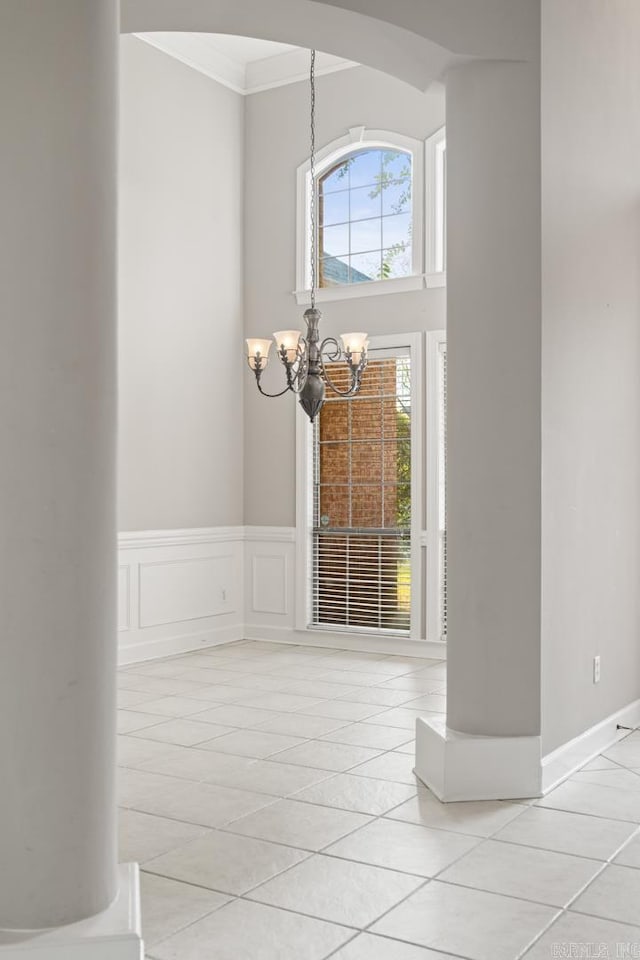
[{"x1": 245, "y1": 50, "x2": 368, "y2": 422}]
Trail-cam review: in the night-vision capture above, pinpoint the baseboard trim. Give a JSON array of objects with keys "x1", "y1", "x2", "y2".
[
  {"x1": 0, "y1": 864, "x2": 142, "y2": 959},
  {"x1": 118, "y1": 624, "x2": 243, "y2": 666},
  {"x1": 415, "y1": 715, "x2": 542, "y2": 801},
  {"x1": 541, "y1": 697, "x2": 640, "y2": 794},
  {"x1": 243, "y1": 624, "x2": 446, "y2": 659}
]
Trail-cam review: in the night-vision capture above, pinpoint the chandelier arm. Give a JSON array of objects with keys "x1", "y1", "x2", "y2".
[
  {"x1": 255, "y1": 380, "x2": 295, "y2": 399},
  {"x1": 319, "y1": 355, "x2": 359, "y2": 398},
  {"x1": 319, "y1": 336, "x2": 341, "y2": 362}
]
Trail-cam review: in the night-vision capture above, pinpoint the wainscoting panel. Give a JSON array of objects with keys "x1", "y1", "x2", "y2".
[
  {"x1": 244, "y1": 527, "x2": 295, "y2": 629},
  {"x1": 118, "y1": 528, "x2": 243, "y2": 664}
]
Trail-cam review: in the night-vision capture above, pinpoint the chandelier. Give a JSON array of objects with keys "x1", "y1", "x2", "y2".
[{"x1": 245, "y1": 50, "x2": 368, "y2": 422}]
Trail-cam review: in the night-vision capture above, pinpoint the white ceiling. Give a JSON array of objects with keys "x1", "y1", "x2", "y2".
[{"x1": 135, "y1": 33, "x2": 357, "y2": 95}]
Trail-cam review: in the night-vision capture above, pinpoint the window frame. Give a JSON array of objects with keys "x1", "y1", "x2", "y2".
[
  {"x1": 295, "y1": 127, "x2": 425, "y2": 305},
  {"x1": 426, "y1": 329, "x2": 447, "y2": 643},
  {"x1": 295, "y1": 332, "x2": 424, "y2": 641},
  {"x1": 425, "y1": 126, "x2": 446, "y2": 287}
]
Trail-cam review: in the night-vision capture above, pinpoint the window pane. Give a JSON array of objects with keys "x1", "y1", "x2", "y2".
[
  {"x1": 321, "y1": 190, "x2": 350, "y2": 226},
  {"x1": 321, "y1": 222, "x2": 349, "y2": 257},
  {"x1": 351, "y1": 486, "x2": 383, "y2": 527},
  {"x1": 319, "y1": 484, "x2": 350, "y2": 527},
  {"x1": 350, "y1": 252, "x2": 380, "y2": 283},
  {"x1": 320, "y1": 256, "x2": 350, "y2": 286},
  {"x1": 382, "y1": 212, "x2": 411, "y2": 248},
  {"x1": 382, "y1": 179, "x2": 411, "y2": 216},
  {"x1": 381, "y1": 245, "x2": 412, "y2": 279},
  {"x1": 322, "y1": 161, "x2": 351, "y2": 193},
  {"x1": 349, "y1": 150, "x2": 382, "y2": 188},
  {"x1": 351, "y1": 398, "x2": 384, "y2": 439},
  {"x1": 382, "y1": 150, "x2": 411, "y2": 180},
  {"x1": 351, "y1": 218, "x2": 381, "y2": 255},
  {"x1": 350, "y1": 185, "x2": 381, "y2": 222},
  {"x1": 320, "y1": 442, "x2": 349, "y2": 484},
  {"x1": 351, "y1": 442, "x2": 382, "y2": 483}
]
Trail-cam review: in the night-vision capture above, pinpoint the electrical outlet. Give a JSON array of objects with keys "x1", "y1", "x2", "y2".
[
  {"x1": 221, "y1": 588, "x2": 227, "y2": 602},
  {"x1": 593, "y1": 655, "x2": 601, "y2": 684}
]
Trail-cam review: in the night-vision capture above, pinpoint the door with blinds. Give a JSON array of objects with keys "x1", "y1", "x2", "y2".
[{"x1": 311, "y1": 349, "x2": 414, "y2": 635}]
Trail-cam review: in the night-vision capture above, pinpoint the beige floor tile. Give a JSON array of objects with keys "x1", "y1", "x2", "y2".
[
  {"x1": 139, "y1": 746, "x2": 255, "y2": 783},
  {"x1": 211, "y1": 759, "x2": 333, "y2": 797},
  {"x1": 337, "y1": 687, "x2": 421, "y2": 706},
  {"x1": 117, "y1": 736, "x2": 184, "y2": 770},
  {"x1": 370, "y1": 881, "x2": 558, "y2": 960},
  {"x1": 571, "y1": 863, "x2": 640, "y2": 925},
  {"x1": 117, "y1": 710, "x2": 167, "y2": 734},
  {"x1": 495, "y1": 806, "x2": 638, "y2": 861},
  {"x1": 603, "y1": 733, "x2": 640, "y2": 768},
  {"x1": 386, "y1": 790, "x2": 526, "y2": 837},
  {"x1": 329, "y1": 934, "x2": 458, "y2": 960},
  {"x1": 326, "y1": 817, "x2": 479, "y2": 876},
  {"x1": 131, "y1": 696, "x2": 215, "y2": 718},
  {"x1": 149, "y1": 898, "x2": 353, "y2": 960},
  {"x1": 184, "y1": 684, "x2": 264, "y2": 703},
  {"x1": 300, "y1": 700, "x2": 389, "y2": 721},
  {"x1": 282, "y1": 679, "x2": 365, "y2": 700},
  {"x1": 189, "y1": 704, "x2": 284, "y2": 728},
  {"x1": 145, "y1": 829, "x2": 309, "y2": 895},
  {"x1": 350, "y1": 750, "x2": 419, "y2": 785},
  {"x1": 614, "y1": 831, "x2": 640, "y2": 867},
  {"x1": 402, "y1": 694, "x2": 447, "y2": 713},
  {"x1": 123, "y1": 770, "x2": 275, "y2": 828},
  {"x1": 255, "y1": 712, "x2": 349, "y2": 738},
  {"x1": 320, "y1": 723, "x2": 413, "y2": 750},
  {"x1": 537, "y1": 779, "x2": 640, "y2": 822},
  {"x1": 233, "y1": 692, "x2": 326, "y2": 713},
  {"x1": 363, "y1": 706, "x2": 429, "y2": 730},
  {"x1": 118, "y1": 689, "x2": 164, "y2": 710},
  {"x1": 571, "y1": 767, "x2": 640, "y2": 792},
  {"x1": 131, "y1": 718, "x2": 235, "y2": 746},
  {"x1": 249, "y1": 852, "x2": 423, "y2": 927},
  {"x1": 119, "y1": 808, "x2": 209, "y2": 864},
  {"x1": 199, "y1": 729, "x2": 306, "y2": 759},
  {"x1": 292, "y1": 772, "x2": 416, "y2": 816},
  {"x1": 439, "y1": 838, "x2": 602, "y2": 907},
  {"x1": 226, "y1": 798, "x2": 371, "y2": 850},
  {"x1": 271, "y1": 740, "x2": 383, "y2": 772},
  {"x1": 140, "y1": 873, "x2": 229, "y2": 946},
  {"x1": 523, "y1": 911, "x2": 640, "y2": 958}
]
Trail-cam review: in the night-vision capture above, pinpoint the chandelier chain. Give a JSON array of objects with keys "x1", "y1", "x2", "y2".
[{"x1": 309, "y1": 49, "x2": 316, "y2": 309}]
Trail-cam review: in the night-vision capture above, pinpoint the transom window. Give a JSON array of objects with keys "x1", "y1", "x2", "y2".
[{"x1": 318, "y1": 148, "x2": 413, "y2": 288}]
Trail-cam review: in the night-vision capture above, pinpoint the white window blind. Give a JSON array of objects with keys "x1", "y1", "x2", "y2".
[{"x1": 311, "y1": 353, "x2": 412, "y2": 634}]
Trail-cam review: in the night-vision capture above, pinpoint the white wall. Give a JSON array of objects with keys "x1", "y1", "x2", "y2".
[
  {"x1": 243, "y1": 65, "x2": 445, "y2": 527},
  {"x1": 541, "y1": 0, "x2": 640, "y2": 753},
  {"x1": 118, "y1": 36, "x2": 244, "y2": 531}
]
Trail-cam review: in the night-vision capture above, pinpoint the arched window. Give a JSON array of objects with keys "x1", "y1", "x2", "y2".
[
  {"x1": 296, "y1": 128, "x2": 425, "y2": 303},
  {"x1": 318, "y1": 147, "x2": 413, "y2": 287}
]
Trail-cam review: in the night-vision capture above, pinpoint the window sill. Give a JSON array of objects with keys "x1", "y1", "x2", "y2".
[{"x1": 293, "y1": 272, "x2": 444, "y2": 305}]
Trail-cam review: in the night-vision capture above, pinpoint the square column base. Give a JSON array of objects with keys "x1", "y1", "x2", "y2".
[
  {"x1": 0, "y1": 864, "x2": 143, "y2": 960},
  {"x1": 415, "y1": 715, "x2": 542, "y2": 801}
]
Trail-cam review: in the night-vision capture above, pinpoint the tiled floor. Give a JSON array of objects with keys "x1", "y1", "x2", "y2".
[{"x1": 116, "y1": 639, "x2": 640, "y2": 959}]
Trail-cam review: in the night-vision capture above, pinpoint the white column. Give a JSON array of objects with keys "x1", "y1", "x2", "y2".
[
  {"x1": 0, "y1": 2, "x2": 140, "y2": 953},
  {"x1": 416, "y1": 55, "x2": 543, "y2": 801}
]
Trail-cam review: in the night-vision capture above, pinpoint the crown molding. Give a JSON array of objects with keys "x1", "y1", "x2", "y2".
[{"x1": 134, "y1": 33, "x2": 357, "y2": 96}]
